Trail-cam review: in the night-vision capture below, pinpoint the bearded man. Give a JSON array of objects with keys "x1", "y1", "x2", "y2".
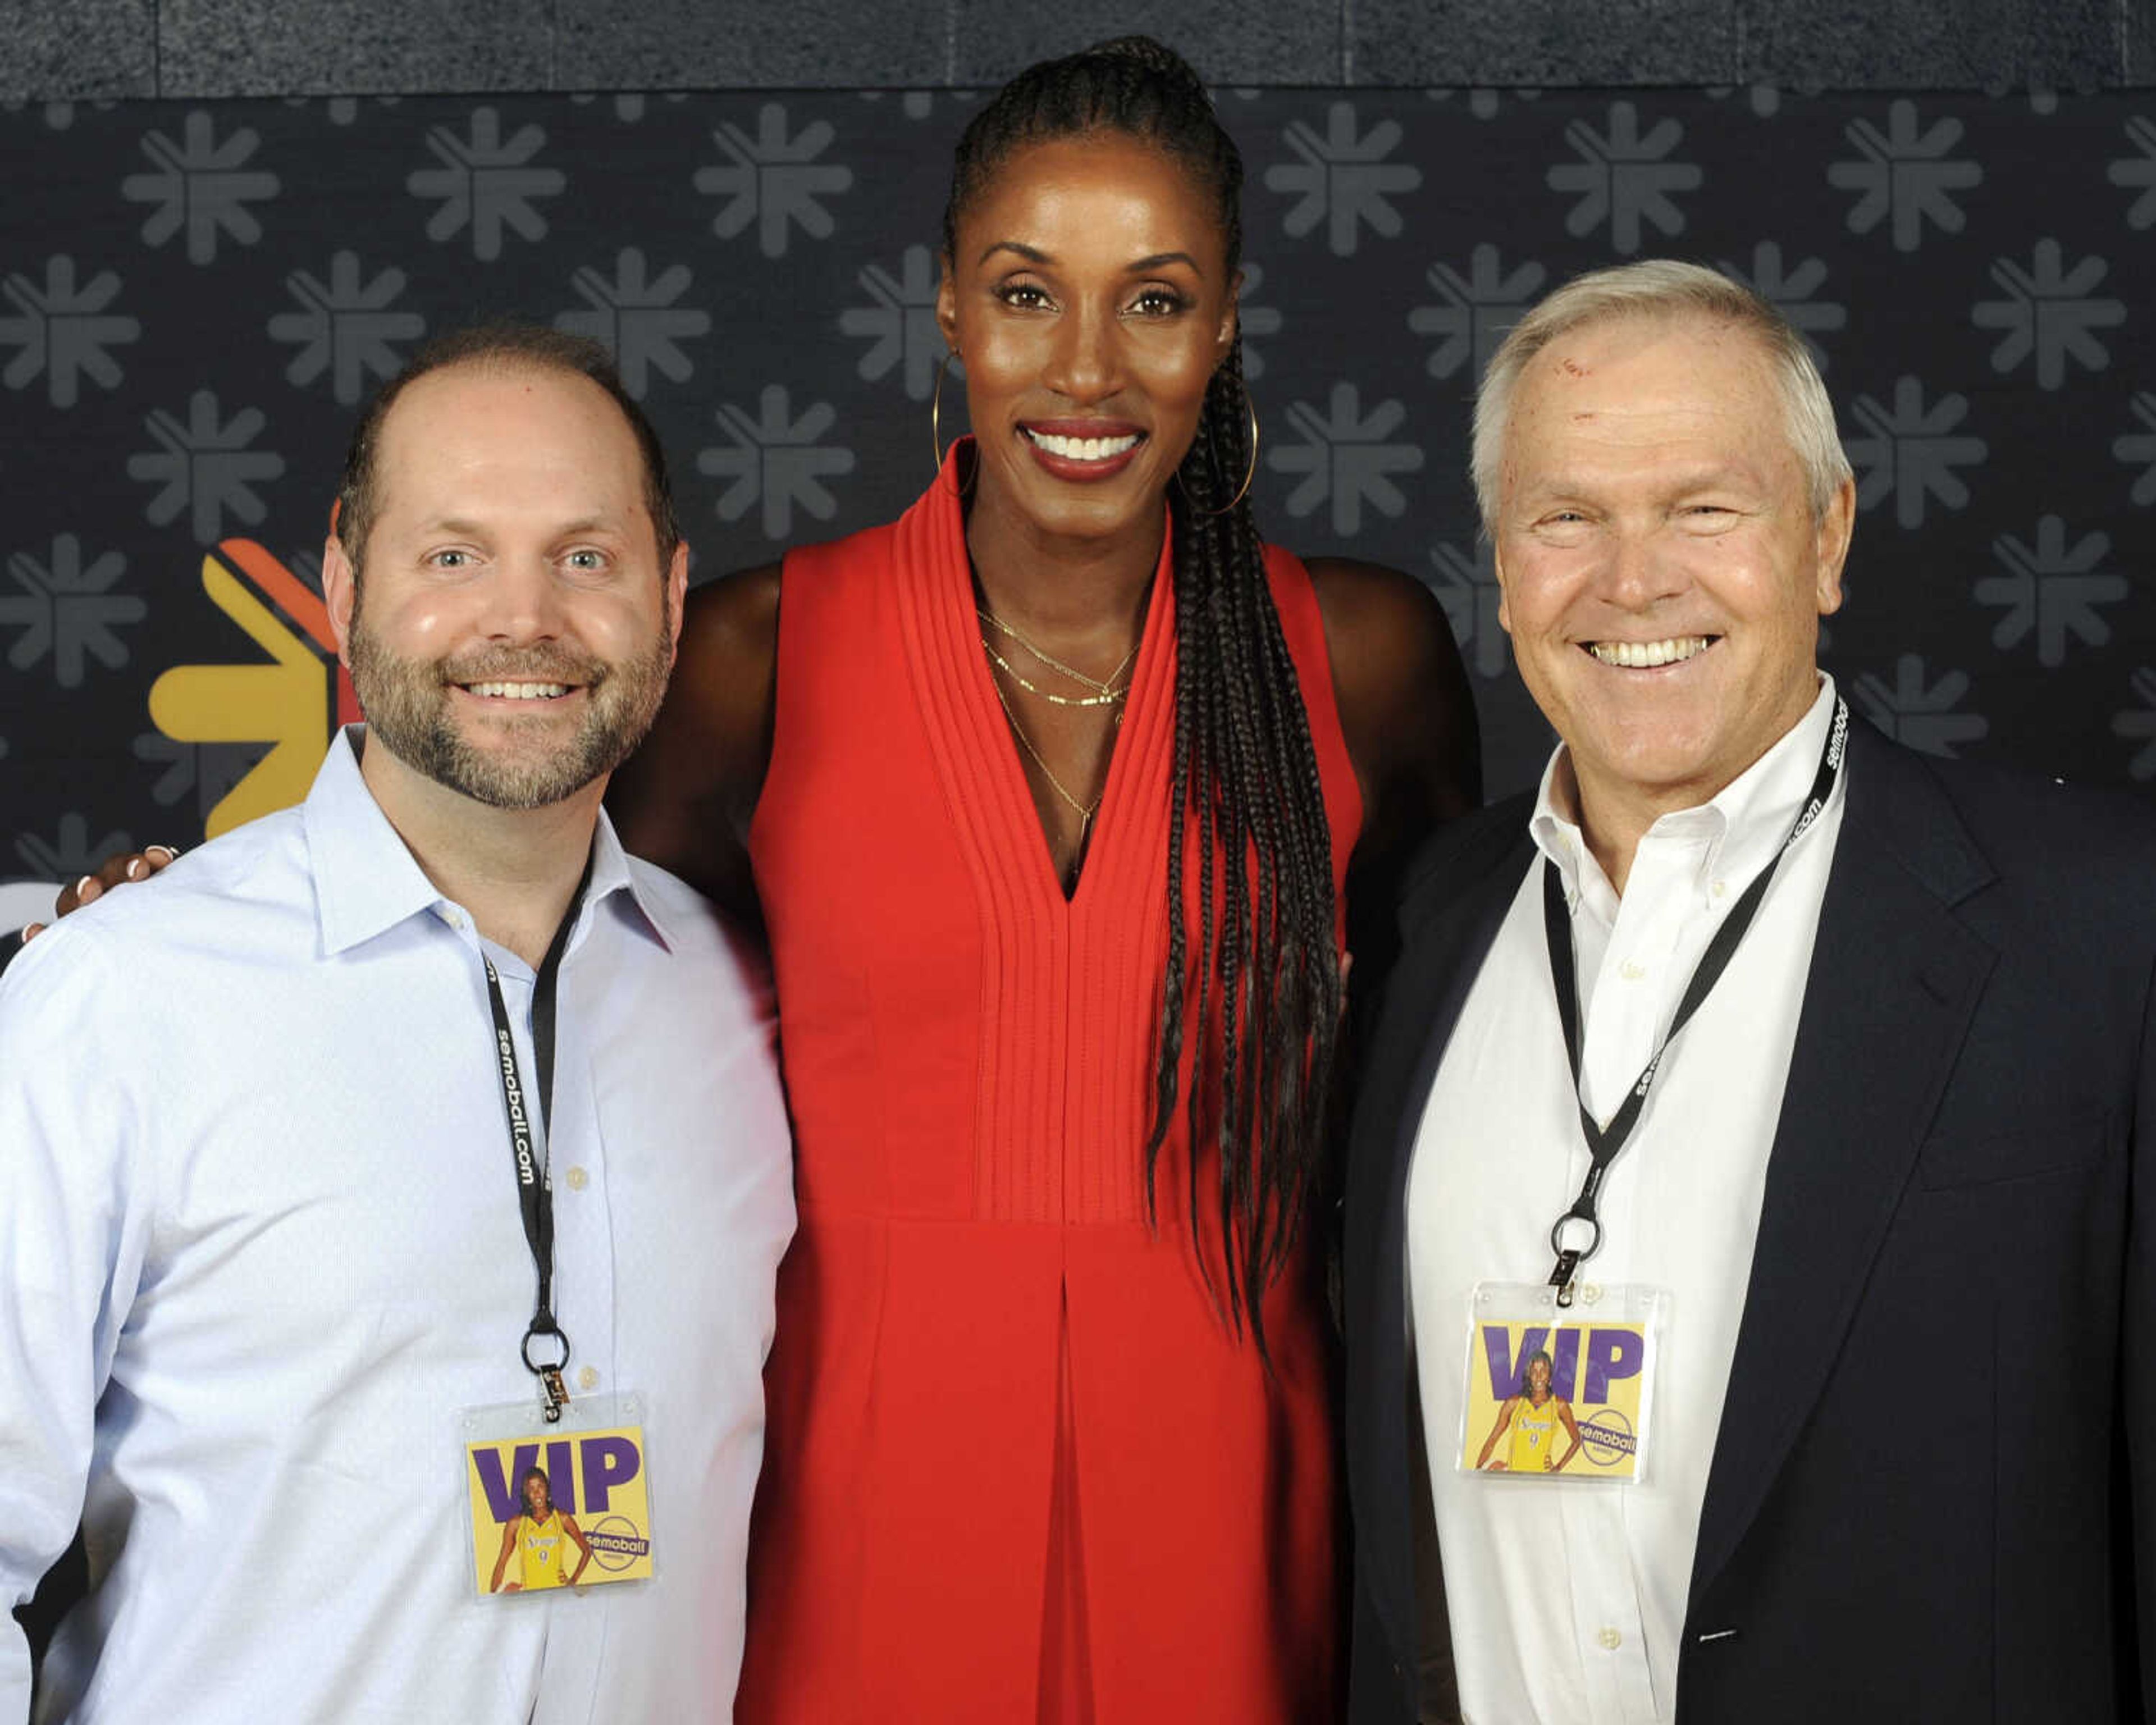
[{"x1": 0, "y1": 326, "x2": 794, "y2": 1723}]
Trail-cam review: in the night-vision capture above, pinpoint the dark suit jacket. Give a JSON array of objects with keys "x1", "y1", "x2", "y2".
[{"x1": 1344, "y1": 719, "x2": 2156, "y2": 1722}]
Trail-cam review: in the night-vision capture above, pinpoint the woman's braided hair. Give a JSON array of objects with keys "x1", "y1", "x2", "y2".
[{"x1": 945, "y1": 37, "x2": 1343, "y2": 1352}]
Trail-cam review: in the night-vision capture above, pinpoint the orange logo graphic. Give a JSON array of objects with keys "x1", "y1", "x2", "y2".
[{"x1": 148, "y1": 538, "x2": 361, "y2": 838}]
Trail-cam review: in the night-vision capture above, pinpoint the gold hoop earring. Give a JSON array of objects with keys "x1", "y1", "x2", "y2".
[
  {"x1": 930, "y1": 352, "x2": 975, "y2": 496},
  {"x1": 1191, "y1": 385, "x2": 1260, "y2": 518},
  {"x1": 931, "y1": 351, "x2": 955, "y2": 471}
]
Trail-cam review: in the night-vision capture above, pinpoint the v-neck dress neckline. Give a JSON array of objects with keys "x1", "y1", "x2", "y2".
[{"x1": 934, "y1": 506, "x2": 1178, "y2": 909}]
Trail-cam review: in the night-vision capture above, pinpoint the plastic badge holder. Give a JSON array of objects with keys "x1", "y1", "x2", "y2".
[{"x1": 459, "y1": 1391, "x2": 657, "y2": 1596}]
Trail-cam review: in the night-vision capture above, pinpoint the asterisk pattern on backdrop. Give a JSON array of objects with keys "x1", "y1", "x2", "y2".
[{"x1": 0, "y1": 85, "x2": 2149, "y2": 879}]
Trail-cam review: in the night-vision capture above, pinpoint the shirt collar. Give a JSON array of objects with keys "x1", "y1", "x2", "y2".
[
  {"x1": 1531, "y1": 673, "x2": 1843, "y2": 911},
  {"x1": 303, "y1": 727, "x2": 675, "y2": 957},
  {"x1": 587, "y1": 804, "x2": 677, "y2": 953}
]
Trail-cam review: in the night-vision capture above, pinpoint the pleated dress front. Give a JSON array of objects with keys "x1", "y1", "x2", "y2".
[{"x1": 737, "y1": 459, "x2": 1363, "y2": 1722}]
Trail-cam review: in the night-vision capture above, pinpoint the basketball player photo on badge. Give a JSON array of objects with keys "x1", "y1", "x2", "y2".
[
  {"x1": 1456, "y1": 1283, "x2": 1667, "y2": 1484},
  {"x1": 459, "y1": 1394, "x2": 658, "y2": 1597}
]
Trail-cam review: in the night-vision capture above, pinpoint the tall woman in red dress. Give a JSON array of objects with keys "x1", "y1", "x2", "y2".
[{"x1": 612, "y1": 38, "x2": 1477, "y2": 1720}]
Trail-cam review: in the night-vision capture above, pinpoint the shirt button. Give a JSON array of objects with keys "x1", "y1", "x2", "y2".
[
  {"x1": 577, "y1": 1366, "x2": 600, "y2": 1391},
  {"x1": 565, "y1": 1166, "x2": 589, "y2": 1191},
  {"x1": 1618, "y1": 960, "x2": 1646, "y2": 981},
  {"x1": 1711, "y1": 880, "x2": 1728, "y2": 898},
  {"x1": 442, "y1": 909, "x2": 466, "y2": 930},
  {"x1": 1597, "y1": 1627, "x2": 1623, "y2": 1650}
]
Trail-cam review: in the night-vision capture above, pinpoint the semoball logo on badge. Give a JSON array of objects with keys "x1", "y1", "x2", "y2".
[
  {"x1": 148, "y1": 538, "x2": 360, "y2": 839},
  {"x1": 587, "y1": 1513, "x2": 652, "y2": 1573},
  {"x1": 1578, "y1": 1409, "x2": 1638, "y2": 1469}
]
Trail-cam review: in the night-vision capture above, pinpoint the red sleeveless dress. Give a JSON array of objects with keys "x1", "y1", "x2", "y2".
[{"x1": 737, "y1": 467, "x2": 1363, "y2": 1722}]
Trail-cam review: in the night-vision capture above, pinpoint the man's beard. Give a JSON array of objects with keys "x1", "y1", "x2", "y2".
[{"x1": 348, "y1": 606, "x2": 672, "y2": 811}]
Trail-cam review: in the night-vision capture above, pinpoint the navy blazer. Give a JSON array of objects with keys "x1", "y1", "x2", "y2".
[{"x1": 1344, "y1": 719, "x2": 2156, "y2": 1722}]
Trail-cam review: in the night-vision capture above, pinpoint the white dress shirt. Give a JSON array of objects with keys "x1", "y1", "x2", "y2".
[
  {"x1": 1407, "y1": 679, "x2": 1847, "y2": 1724},
  {"x1": 0, "y1": 729, "x2": 795, "y2": 1724}
]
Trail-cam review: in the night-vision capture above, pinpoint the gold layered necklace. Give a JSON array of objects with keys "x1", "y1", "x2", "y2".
[
  {"x1": 976, "y1": 609, "x2": 1137, "y2": 711},
  {"x1": 976, "y1": 608, "x2": 1140, "y2": 889},
  {"x1": 986, "y1": 668, "x2": 1103, "y2": 867}
]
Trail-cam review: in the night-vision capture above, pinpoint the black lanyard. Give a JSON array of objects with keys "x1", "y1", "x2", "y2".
[
  {"x1": 481, "y1": 852, "x2": 594, "y2": 1421},
  {"x1": 1541, "y1": 697, "x2": 1847, "y2": 1304}
]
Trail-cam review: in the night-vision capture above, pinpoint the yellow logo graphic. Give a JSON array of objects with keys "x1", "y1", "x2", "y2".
[{"x1": 149, "y1": 539, "x2": 360, "y2": 838}]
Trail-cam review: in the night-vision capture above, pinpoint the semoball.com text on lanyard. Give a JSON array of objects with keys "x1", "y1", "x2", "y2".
[{"x1": 457, "y1": 852, "x2": 660, "y2": 1599}]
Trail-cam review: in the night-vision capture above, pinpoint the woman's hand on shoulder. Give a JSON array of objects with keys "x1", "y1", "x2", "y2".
[
  {"x1": 605, "y1": 563, "x2": 782, "y2": 921},
  {"x1": 21, "y1": 844, "x2": 182, "y2": 941}
]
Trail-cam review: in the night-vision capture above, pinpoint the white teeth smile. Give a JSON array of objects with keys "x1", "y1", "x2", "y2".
[
  {"x1": 1587, "y1": 636, "x2": 1714, "y2": 669},
  {"x1": 1025, "y1": 428, "x2": 1141, "y2": 462},
  {"x1": 466, "y1": 681, "x2": 572, "y2": 700}
]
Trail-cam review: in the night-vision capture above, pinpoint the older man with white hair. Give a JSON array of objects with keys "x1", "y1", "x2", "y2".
[{"x1": 1344, "y1": 261, "x2": 2156, "y2": 1723}]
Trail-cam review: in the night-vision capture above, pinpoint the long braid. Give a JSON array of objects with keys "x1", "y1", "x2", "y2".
[
  {"x1": 1183, "y1": 344, "x2": 1341, "y2": 1332},
  {"x1": 947, "y1": 38, "x2": 1342, "y2": 1353}
]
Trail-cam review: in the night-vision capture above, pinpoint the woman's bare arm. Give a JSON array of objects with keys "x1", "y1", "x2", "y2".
[
  {"x1": 606, "y1": 563, "x2": 783, "y2": 923},
  {"x1": 1307, "y1": 555, "x2": 1482, "y2": 1006}
]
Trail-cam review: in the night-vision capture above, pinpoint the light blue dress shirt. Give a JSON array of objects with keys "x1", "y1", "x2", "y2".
[{"x1": 0, "y1": 729, "x2": 794, "y2": 1723}]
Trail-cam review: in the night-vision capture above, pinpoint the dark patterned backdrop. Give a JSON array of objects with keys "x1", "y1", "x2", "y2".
[{"x1": 1, "y1": 85, "x2": 2150, "y2": 900}]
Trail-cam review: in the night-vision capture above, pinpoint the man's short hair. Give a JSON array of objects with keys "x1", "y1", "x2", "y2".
[
  {"x1": 334, "y1": 322, "x2": 682, "y2": 574},
  {"x1": 1470, "y1": 259, "x2": 1854, "y2": 533}
]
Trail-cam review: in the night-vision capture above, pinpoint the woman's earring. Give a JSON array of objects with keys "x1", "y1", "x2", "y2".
[
  {"x1": 1190, "y1": 384, "x2": 1260, "y2": 518},
  {"x1": 930, "y1": 352, "x2": 976, "y2": 496}
]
